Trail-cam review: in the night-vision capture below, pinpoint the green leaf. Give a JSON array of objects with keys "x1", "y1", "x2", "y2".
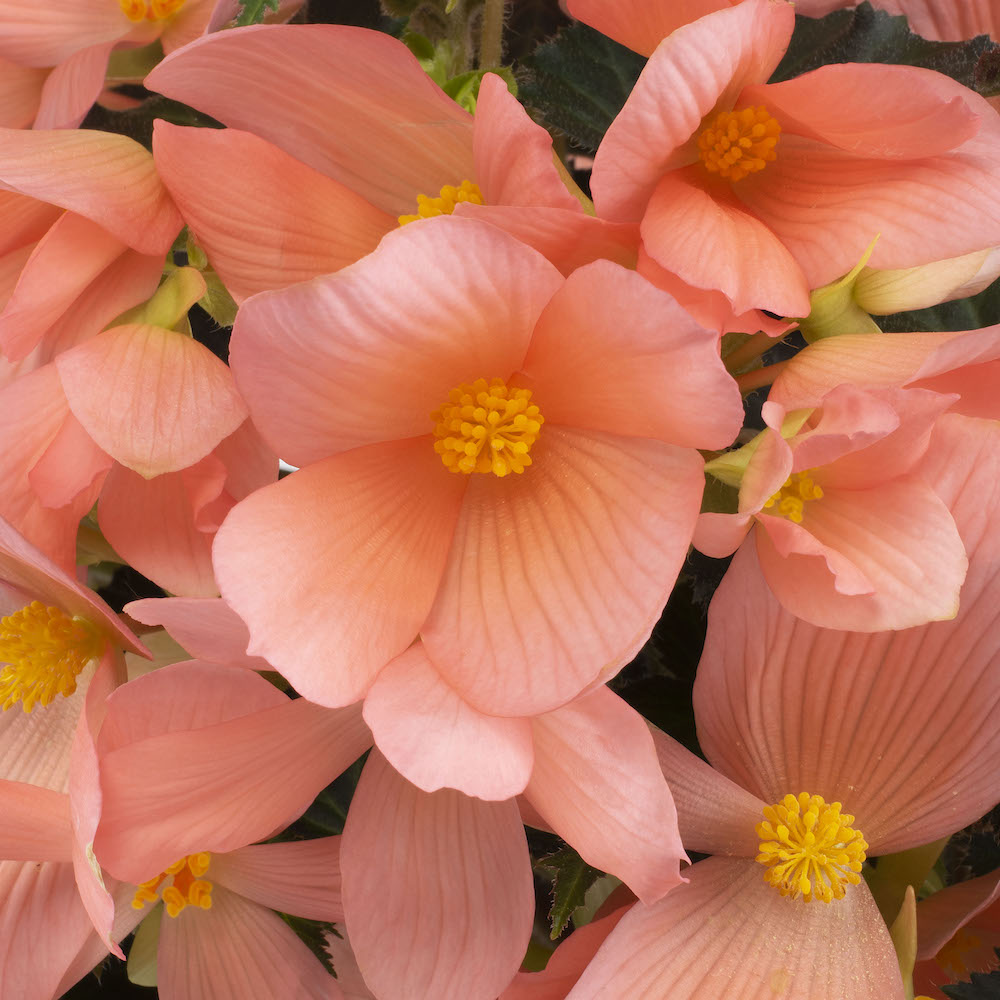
[
  {"x1": 518, "y1": 22, "x2": 646, "y2": 152},
  {"x1": 234, "y1": 0, "x2": 280, "y2": 27},
  {"x1": 535, "y1": 847, "x2": 605, "y2": 939},
  {"x1": 878, "y1": 276, "x2": 1000, "y2": 333},
  {"x1": 770, "y1": 2, "x2": 1000, "y2": 97},
  {"x1": 442, "y1": 65, "x2": 517, "y2": 112},
  {"x1": 281, "y1": 915, "x2": 338, "y2": 977},
  {"x1": 942, "y1": 954, "x2": 1000, "y2": 999}
]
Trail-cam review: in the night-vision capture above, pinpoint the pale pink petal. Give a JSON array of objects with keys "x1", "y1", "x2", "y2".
[
  {"x1": 0, "y1": 57, "x2": 45, "y2": 128},
  {"x1": 153, "y1": 122, "x2": 393, "y2": 303},
  {"x1": 363, "y1": 642, "x2": 535, "y2": 800},
  {"x1": 696, "y1": 417, "x2": 1000, "y2": 855},
  {"x1": 57, "y1": 322, "x2": 247, "y2": 477},
  {"x1": 0, "y1": 189, "x2": 60, "y2": 257},
  {"x1": 28, "y1": 410, "x2": 110, "y2": 510},
  {"x1": 145, "y1": 24, "x2": 474, "y2": 217},
  {"x1": 520, "y1": 259, "x2": 742, "y2": 447},
  {"x1": 230, "y1": 217, "x2": 561, "y2": 465},
  {"x1": 0, "y1": 2, "x2": 125, "y2": 66},
  {"x1": 525, "y1": 687, "x2": 686, "y2": 904},
  {"x1": 324, "y1": 927, "x2": 375, "y2": 1000},
  {"x1": 158, "y1": 885, "x2": 340, "y2": 1000},
  {"x1": 159, "y1": 0, "x2": 217, "y2": 52},
  {"x1": 590, "y1": 0, "x2": 796, "y2": 221},
  {"x1": 33, "y1": 42, "x2": 113, "y2": 129},
  {"x1": 124, "y1": 596, "x2": 268, "y2": 670},
  {"x1": 211, "y1": 838, "x2": 343, "y2": 922},
  {"x1": 692, "y1": 511, "x2": 754, "y2": 558},
  {"x1": 917, "y1": 871, "x2": 1000, "y2": 959},
  {"x1": 214, "y1": 439, "x2": 465, "y2": 707},
  {"x1": 423, "y1": 426, "x2": 704, "y2": 716},
  {"x1": 0, "y1": 128, "x2": 181, "y2": 253},
  {"x1": 342, "y1": 751, "x2": 533, "y2": 1000},
  {"x1": 0, "y1": 781, "x2": 72, "y2": 861},
  {"x1": 565, "y1": 856, "x2": 904, "y2": 1000}
]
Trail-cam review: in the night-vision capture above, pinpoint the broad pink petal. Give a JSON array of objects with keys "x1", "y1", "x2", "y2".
[
  {"x1": 566, "y1": 856, "x2": 904, "y2": 1000},
  {"x1": 153, "y1": 123, "x2": 393, "y2": 303},
  {"x1": 692, "y1": 511, "x2": 754, "y2": 558},
  {"x1": 363, "y1": 642, "x2": 535, "y2": 800},
  {"x1": 696, "y1": 417, "x2": 1000, "y2": 854},
  {"x1": 158, "y1": 885, "x2": 340, "y2": 1000},
  {"x1": 231, "y1": 217, "x2": 561, "y2": 465},
  {"x1": 591, "y1": 0, "x2": 796, "y2": 221},
  {"x1": 0, "y1": 57, "x2": 45, "y2": 128},
  {"x1": 57, "y1": 322, "x2": 247, "y2": 477},
  {"x1": 0, "y1": 189, "x2": 60, "y2": 257},
  {"x1": 0, "y1": 1, "x2": 125, "y2": 66},
  {"x1": 324, "y1": 927, "x2": 375, "y2": 1000},
  {"x1": 423, "y1": 426, "x2": 704, "y2": 716},
  {"x1": 214, "y1": 439, "x2": 465, "y2": 707},
  {"x1": 520, "y1": 259, "x2": 742, "y2": 447},
  {"x1": 159, "y1": 0, "x2": 218, "y2": 53},
  {"x1": 33, "y1": 42, "x2": 113, "y2": 129},
  {"x1": 525, "y1": 687, "x2": 686, "y2": 903},
  {"x1": 28, "y1": 410, "x2": 110, "y2": 510},
  {"x1": 145, "y1": 24, "x2": 474, "y2": 217},
  {"x1": 211, "y1": 838, "x2": 343, "y2": 922},
  {"x1": 0, "y1": 781, "x2": 72, "y2": 861},
  {"x1": 917, "y1": 871, "x2": 1000, "y2": 959},
  {"x1": 342, "y1": 751, "x2": 533, "y2": 1000}
]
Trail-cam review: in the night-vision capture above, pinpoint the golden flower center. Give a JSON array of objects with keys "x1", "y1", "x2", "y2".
[
  {"x1": 761, "y1": 469, "x2": 823, "y2": 524},
  {"x1": 119, "y1": 0, "x2": 186, "y2": 22},
  {"x1": 398, "y1": 180, "x2": 484, "y2": 226},
  {"x1": 0, "y1": 602, "x2": 105, "y2": 714},
  {"x1": 756, "y1": 793, "x2": 868, "y2": 903},
  {"x1": 432, "y1": 377, "x2": 543, "y2": 477},
  {"x1": 132, "y1": 853, "x2": 213, "y2": 918},
  {"x1": 698, "y1": 105, "x2": 781, "y2": 182}
]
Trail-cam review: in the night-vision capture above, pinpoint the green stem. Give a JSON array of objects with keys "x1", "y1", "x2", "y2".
[
  {"x1": 735, "y1": 360, "x2": 788, "y2": 395},
  {"x1": 724, "y1": 331, "x2": 780, "y2": 373},
  {"x1": 479, "y1": 0, "x2": 506, "y2": 68}
]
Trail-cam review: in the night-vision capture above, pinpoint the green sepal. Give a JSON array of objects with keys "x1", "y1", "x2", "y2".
[
  {"x1": 442, "y1": 65, "x2": 516, "y2": 112},
  {"x1": 234, "y1": 0, "x2": 280, "y2": 27},
  {"x1": 127, "y1": 905, "x2": 162, "y2": 987},
  {"x1": 106, "y1": 40, "x2": 164, "y2": 82},
  {"x1": 879, "y1": 276, "x2": 1000, "y2": 334},
  {"x1": 535, "y1": 847, "x2": 605, "y2": 939},
  {"x1": 110, "y1": 267, "x2": 206, "y2": 333},
  {"x1": 198, "y1": 272, "x2": 239, "y2": 329}
]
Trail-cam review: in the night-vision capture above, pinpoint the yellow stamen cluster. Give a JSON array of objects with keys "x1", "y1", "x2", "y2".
[
  {"x1": 762, "y1": 470, "x2": 823, "y2": 524},
  {"x1": 398, "y1": 180, "x2": 484, "y2": 226},
  {"x1": 756, "y1": 793, "x2": 868, "y2": 903},
  {"x1": 432, "y1": 377, "x2": 543, "y2": 477},
  {"x1": 0, "y1": 602, "x2": 104, "y2": 713},
  {"x1": 698, "y1": 105, "x2": 781, "y2": 182},
  {"x1": 132, "y1": 853, "x2": 213, "y2": 918},
  {"x1": 119, "y1": 0, "x2": 186, "y2": 22}
]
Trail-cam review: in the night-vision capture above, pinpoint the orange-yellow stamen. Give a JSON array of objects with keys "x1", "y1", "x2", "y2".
[
  {"x1": 698, "y1": 105, "x2": 781, "y2": 182},
  {"x1": 0, "y1": 602, "x2": 104, "y2": 713},
  {"x1": 756, "y1": 793, "x2": 868, "y2": 903},
  {"x1": 762, "y1": 470, "x2": 823, "y2": 524},
  {"x1": 132, "y1": 853, "x2": 213, "y2": 918},
  {"x1": 398, "y1": 180, "x2": 484, "y2": 226},
  {"x1": 935, "y1": 927, "x2": 987, "y2": 980},
  {"x1": 432, "y1": 377, "x2": 543, "y2": 477},
  {"x1": 118, "y1": 0, "x2": 186, "y2": 22}
]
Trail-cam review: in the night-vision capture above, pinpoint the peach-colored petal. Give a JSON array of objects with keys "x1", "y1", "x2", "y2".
[
  {"x1": 230, "y1": 217, "x2": 561, "y2": 465},
  {"x1": 565, "y1": 856, "x2": 904, "y2": 999},
  {"x1": 590, "y1": 0, "x2": 796, "y2": 222},
  {"x1": 423, "y1": 426, "x2": 704, "y2": 716},
  {"x1": 145, "y1": 24, "x2": 474, "y2": 217},
  {"x1": 696, "y1": 416, "x2": 1000, "y2": 855},
  {"x1": 153, "y1": 123, "x2": 393, "y2": 303},
  {"x1": 0, "y1": 1, "x2": 125, "y2": 66},
  {"x1": 158, "y1": 885, "x2": 341, "y2": 1000},
  {"x1": 0, "y1": 189, "x2": 59, "y2": 257},
  {"x1": 159, "y1": 0, "x2": 217, "y2": 53},
  {"x1": 0, "y1": 56, "x2": 45, "y2": 128},
  {"x1": 525, "y1": 687, "x2": 686, "y2": 904},
  {"x1": 214, "y1": 439, "x2": 465, "y2": 708},
  {"x1": 342, "y1": 751, "x2": 533, "y2": 1000},
  {"x1": 28, "y1": 409, "x2": 110, "y2": 511},
  {"x1": 0, "y1": 781, "x2": 72, "y2": 861},
  {"x1": 917, "y1": 871, "x2": 1000, "y2": 960},
  {"x1": 520, "y1": 259, "x2": 742, "y2": 447},
  {"x1": 211, "y1": 838, "x2": 343, "y2": 923},
  {"x1": 363, "y1": 642, "x2": 535, "y2": 800},
  {"x1": 33, "y1": 42, "x2": 113, "y2": 129}
]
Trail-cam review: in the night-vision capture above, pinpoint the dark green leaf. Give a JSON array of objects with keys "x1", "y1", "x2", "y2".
[
  {"x1": 878, "y1": 276, "x2": 1000, "y2": 333},
  {"x1": 281, "y1": 915, "x2": 338, "y2": 977},
  {"x1": 770, "y1": 2, "x2": 1000, "y2": 97},
  {"x1": 535, "y1": 848, "x2": 604, "y2": 939},
  {"x1": 518, "y1": 22, "x2": 646, "y2": 152},
  {"x1": 235, "y1": 0, "x2": 280, "y2": 26},
  {"x1": 942, "y1": 954, "x2": 1000, "y2": 999}
]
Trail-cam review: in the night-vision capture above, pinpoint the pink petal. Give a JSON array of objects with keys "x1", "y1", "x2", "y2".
[
  {"x1": 520, "y1": 259, "x2": 743, "y2": 448},
  {"x1": 324, "y1": 927, "x2": 375, "y2": 1000},
  {"x1": 153, "y1": 122, "x2": 393, "y2": 303},
  {"x1": 0, "y1": 57, "x2": 45, "y2": 128},
  {"x1": 590, "y1": 0, "x2": 795, "y2": 222},
  {"x1": 211, "y1": 838, "x2": 343, "y2": 922},
  {"x1": 158, "y1": 885, "x2": 340, "y2": 1000},
  {"x1": 159, "y1": 0, "x2": 217, "y2": 53},
  {"x1": 33, "y1": 42, "x2": 113, "y2": 129},
  {"x1": 363, "y1": 642, "x2": 535, "y2": 800},
  {"x1": 0, "y1": 189, "x2": 60, "y2": 257},
  {"x1": 230, "y1": 217, "x2": 561, "y2": 465},
  {"x1": 0, "y1": 1, "x2": 125, "y2": 66},
  {"x1": 342, "y1": 751, "x2": 533, "y2": 1000},
  {"x1": 917, "y1": 871, "x2": 1000, "y2": 960},
  {"x1": 525, "y1": 687, "x2": 686, "y2": 904},
  {"x1": 28, "y1": 409, "x2": 110, "y2": 510},
  {"x1": 423, "y1": 426, "x2": 704, "y2": 717},
  {"x1": 213, "y1": 439, "x2": 465, "y2": 708},
  {"x1": 566, "y1": 856, "x2": 904, "y2": 999},
  {"x1": 145, "y1": 24, "x2": 474, "y2": 217},
  {"x1": 0, "y1": 781, "x2": 72, "y2": 861}
]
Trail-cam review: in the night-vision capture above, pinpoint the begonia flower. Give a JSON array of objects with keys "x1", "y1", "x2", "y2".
[
  {"x1": 144, "y1": 27, "x2": 638, "y2": 296},
  {"x1": 795, "y1": 0, "x2": 1000, "y2": 43},
  {"x1": 591, "y1": 0, "x2": 1000, "y2": 319},
  {"x1": 564, "y1": 413, "x2": 1000, "y2": 999}
]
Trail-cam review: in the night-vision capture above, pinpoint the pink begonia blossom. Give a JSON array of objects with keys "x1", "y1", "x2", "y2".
[
  {"x1": 696, "y1": 383, "x2": 966, "y2": 630},
  {"x1": 143, "y1": 26, "x2": 639, "y2": 295},
  {"x1": 795, "y1": 0, "x2": 1000, "y2": 41},
  {"x1": 0, "y1": 514, "x2": 149, "y2": 996},
  {"x1": 211, "y1": 216, "x2": 741, "y2": 719},
  {"x1": 564, "y1": 413, "x2": 1000, "y2": 1000},
  {"x1": 591, "y1": 0, "x2": 1000, "y2": 319}
]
